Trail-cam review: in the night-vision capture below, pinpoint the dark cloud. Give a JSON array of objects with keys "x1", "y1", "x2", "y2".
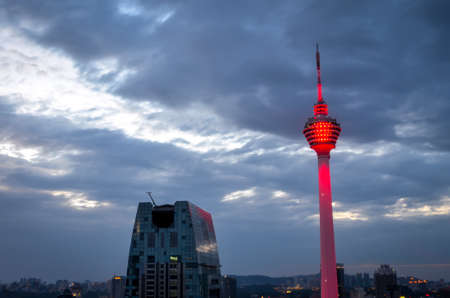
[
  {"x1": 4, "y1": 0, "x2": 450, "y2": 147},
  {"x1": 0, "y1": 0, "x2": 449, "y2": 281}
]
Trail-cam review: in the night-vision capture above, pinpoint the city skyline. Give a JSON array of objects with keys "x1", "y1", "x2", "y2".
[{"x1": 0, "y1": 0, "x2": 450, "y2": 283}]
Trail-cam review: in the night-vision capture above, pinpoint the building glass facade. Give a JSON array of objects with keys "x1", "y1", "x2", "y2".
[{"x1": 125, "y1": 201, "x2": 221, "y2": 298}]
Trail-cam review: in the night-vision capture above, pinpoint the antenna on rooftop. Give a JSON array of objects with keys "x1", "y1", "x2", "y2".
[{"x1": 146, "y1": 192, "x2": 157, "y2": 207}]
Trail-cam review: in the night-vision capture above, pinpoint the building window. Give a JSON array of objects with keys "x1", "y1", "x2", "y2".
[
  {"x1": 148, "y1": 256, "x2": 155, "y2": 263},
  {"x1": 170, "y1": 232, "x2": 178, "y2": 248},
  {"x1": 131, "y1": 255, "x2": 139, "y2": 266},
  {"x1": 201, "y1": 222, "x2": 209, "y2": 240},
  {"x1": 160, "y1": 232, "x2": 165, "y2": 248},
  {"x1": 148, "y1": 232, "x2": 155, "y2": 248},
  {"x1": 211, "y1": 279, "x2": 219, "y2": 285}
]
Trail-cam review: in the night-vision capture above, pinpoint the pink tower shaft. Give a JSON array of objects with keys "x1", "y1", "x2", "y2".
[{"x1": 317, "y1": 154, "x2": 338, "y2": 298}]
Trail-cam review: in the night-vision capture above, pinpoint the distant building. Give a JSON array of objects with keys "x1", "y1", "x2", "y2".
[
  {"x1": 56, "y1": 280, "x2": 70, "y2": 292},
  {"x1": 374, "y1": 265, "x2": 397, "y2": 298},
  {"x1": 70, "y1": 282, "x2": 82, "y2": 297},
  {"x1": 349, "y1": 287, "x2": 365, "y2": 298},
  {"x1": 124, "y1": 201, "x2": 221, "y2": 298},
  {"x1": 337, "y1": 263, "x2": 345, "y2": 297},
  {"x1": 363, "y1": 273, "x2": 370, "y2": 288},
  {"x1": 111, "y1": 276, "x2": 126, "y2": 298},
  {"x1": 405, "y1": 276, "x2": 429, "y2": 288},
  {"x1": 222, "y1": 275, "x2": 237, "y2": 298},
  {"x1": 356, "y1": 273, "x2": 363, "y2": 287},
  {"x1": 58, "y1": 289, "x2": 74, "y2": 298}
]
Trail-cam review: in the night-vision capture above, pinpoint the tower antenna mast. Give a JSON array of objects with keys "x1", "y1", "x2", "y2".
[
  {"x1": 316, "y1": 43, "x2": 323, "y2": 102},
  {"x1": 146, "y1": 192, "x2": 157, "y2": 207}
]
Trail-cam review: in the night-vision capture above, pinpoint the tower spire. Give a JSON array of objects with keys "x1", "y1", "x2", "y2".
[{"x1": 316, "y1": 43, "x2": 323, "y2": 102}]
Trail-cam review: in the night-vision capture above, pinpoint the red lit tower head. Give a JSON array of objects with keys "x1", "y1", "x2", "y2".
[{"x1": 303, "y1": 44, "x2": 341, "y2": 156}]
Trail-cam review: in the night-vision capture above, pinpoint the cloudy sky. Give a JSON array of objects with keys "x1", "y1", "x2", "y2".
[{"x1": 0, "y1": 0, "x2": 449, "y2": 282}]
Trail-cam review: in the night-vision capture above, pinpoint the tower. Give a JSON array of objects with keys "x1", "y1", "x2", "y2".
[
  {"x1": 303, "y1": 44, "x2": 341, "y2": 298},
  {"x1": 124, "y1": 201, "x2": 221, "y2": 298}
]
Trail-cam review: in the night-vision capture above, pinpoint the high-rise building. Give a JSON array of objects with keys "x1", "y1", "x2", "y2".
[
  {"x1": 336, "y1": 263, "x2": 344, "y2": 298},
  {"x1": 355, "y1": 273, "x2": 363, "y2": 288},
  {"x1": 221, "y1": 275, "x2": 237, "y2": 298},
  {"x1": 374, "y1": 265, "x2": 397, "y2": 298},
  {"x1": 363, "y1": 273, "x2": 370, "y2": 288},
  {"x1": 124, "y1": 201, "x2": 221, "y2": 298},
  {"x1": 111, "y1": 276, "x2": 126, "y2": 298},
  {"x1": 303, "y1": 45, "x2": 341, "y2": 298}
]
